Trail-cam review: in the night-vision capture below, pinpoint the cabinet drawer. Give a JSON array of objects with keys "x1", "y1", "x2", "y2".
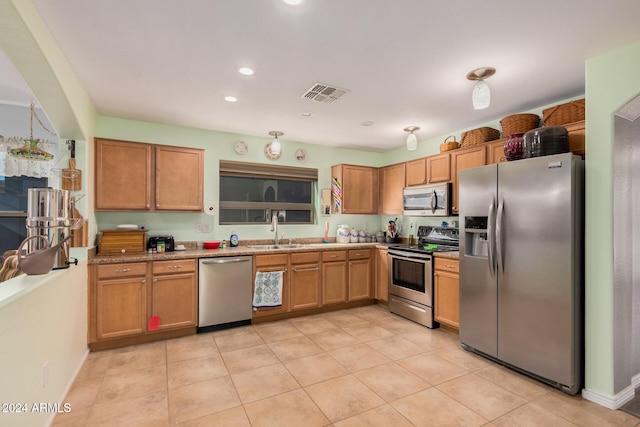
[
  {"x1": 290, "y1": 252, "x2": 321, "y2": 264},
  {"x1": 322, "y1": 251, "x2": 346, "y2": 262},
  {"x1": 255, "y1": 253, "x2": 289, "y2": 267},
  {"x1": 97, "y1": 262, "x2": 147, "y2": 279},
  {"x1": 434, "y1": 257, "x2": 459, "y2": 273},
  {"x1": 349, "y1": 249, "x2": 371, "y2": 260},
  {"x1": 153, "y1": 259, "x2": 196, "y2": 275}
]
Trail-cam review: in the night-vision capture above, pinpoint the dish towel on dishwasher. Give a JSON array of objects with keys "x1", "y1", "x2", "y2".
[{"x1": 253, "y1": 271, "x2": 283, "y2": 308}]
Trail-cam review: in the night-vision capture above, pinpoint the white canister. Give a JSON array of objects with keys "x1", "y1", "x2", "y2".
[
  {"x1": 358, "y1": 230, "x2": 367, "y2": 243},
  {"x1": 337, "y1": 225, "x2": 350, "y2": 243},
  {"x1": 350, "y1": 228, "x2": 359, "y2": 243}
]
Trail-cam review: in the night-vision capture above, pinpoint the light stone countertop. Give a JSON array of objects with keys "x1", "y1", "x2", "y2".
[{"x1": 88, "y1": 242, "x2": 397, "y2": 265}]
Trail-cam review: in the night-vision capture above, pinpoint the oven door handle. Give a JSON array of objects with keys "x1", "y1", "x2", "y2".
[{"x1": 388, "y1": 252, "x2": 432, "y2": 262}]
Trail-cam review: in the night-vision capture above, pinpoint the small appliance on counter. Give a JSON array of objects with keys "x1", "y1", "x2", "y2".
[
  {"x1": 148, "y1": 235, "x2": 175, "y2": 252},
  {"x1": 26, "y1": 188, "x2": 73, "y2": 270}
]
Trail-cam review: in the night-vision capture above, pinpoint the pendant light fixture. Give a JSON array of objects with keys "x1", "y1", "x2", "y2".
[
  {"x1": 268, "y1": 131, "x2": 283, "y2": 155},
  {"x1": 9, "y1": 103, "x2": 56, "y2": 161},
  {"x1": 404, "y1": 126, "x2": 420, "y2": 151},
  {"x1": 467, "y1": 67, "x2": 496, "y2": 110}
]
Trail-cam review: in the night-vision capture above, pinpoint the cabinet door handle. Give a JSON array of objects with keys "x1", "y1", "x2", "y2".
[
  {"x1": 445, "y1": 264, "x2": 456, "y2": 269},
  {"x1": 355, "y1": 252, "x2": 362, "y2": 256},
  {"x1": 153, "y1": 278, "x2": 157, "y2": 282},
  {"x1": 114, "y1": 268, "x2": 130, "y2": 273},
  {"x1": 292, "y1": 266, "x2": 320, "y2": 272},
  {"x1": 141, "y1": 279, "x2": 146, "y2": 284},
  {"x1": 167, "y1": 265, "x2": 182, "y2": 269},
  {"x1": 156, "y1": 203, "x2": 160, "y2": 208},
  {"x1": 146, "y1": 204, "x2": 150, "y2": 208}
]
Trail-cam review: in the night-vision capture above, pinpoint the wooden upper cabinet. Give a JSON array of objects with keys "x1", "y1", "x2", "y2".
[
  {"x1": 451, "y1": 146, "x2": 487, "y2": 213},
  {"x1": 379, "y1": 163, "x2": 405, "y2": 215},
  {"x1": 95, "y1": 138, "x2": 204, "y2": 211},
  {"x1": 487, "y1": 138, "x2": 508, "y2": 165},
  {"x1": 564, "y1": 120, "x2": 585, "y2": 158},
  {"x1": 95, "y1": 138, "x2": 152, "y2": 210},
  {"x1": 332, "y1": 164, "x2": 378, "y2": 214},
  {"x1": 155, "y1": 145, "x2": 204, "y2": 211},
  {"x1": 405, "y1": 158, "x2": 427, "y2": 186},
  {"x1": 426, "y1": 153, "x2": 451, "y2": 184}
]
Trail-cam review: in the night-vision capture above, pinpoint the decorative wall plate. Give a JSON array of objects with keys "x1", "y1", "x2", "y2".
[
  {"x1": 234, "y1": 140, "x2": 248, "y2": 155},
  {"x1": 295, "y1": 148, "x2": 308, "y2": 162},
  {"x1": 264, "y1": 142, "x2": 282, "y2": 160}
]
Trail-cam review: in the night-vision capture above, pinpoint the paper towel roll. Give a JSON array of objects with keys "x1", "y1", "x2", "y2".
[{"x1": 204, "y1": 202, "x2": 217, "y2": 216}]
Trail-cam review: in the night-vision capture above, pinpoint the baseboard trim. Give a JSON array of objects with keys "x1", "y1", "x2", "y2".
[{"x1": 582, "y1": 382, "x2": 637, "y2": 410}]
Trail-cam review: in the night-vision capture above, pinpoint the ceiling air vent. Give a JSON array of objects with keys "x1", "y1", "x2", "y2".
[{"x1": 301, "y1": 82, "x2": 350, "y2": 104}]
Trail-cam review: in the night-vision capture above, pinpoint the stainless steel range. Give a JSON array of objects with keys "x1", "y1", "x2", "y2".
[{"x1": 388, "y1": 226, "x2": 459, "y2": 328}]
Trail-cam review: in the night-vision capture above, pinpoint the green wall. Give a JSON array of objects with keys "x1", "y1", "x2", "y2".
[
  {"x1": 95, "y1": 116, "x2": 384, "y2": 243},
  {"x1": 584, "y1": 39, "x2": 640, "y2": 396}
]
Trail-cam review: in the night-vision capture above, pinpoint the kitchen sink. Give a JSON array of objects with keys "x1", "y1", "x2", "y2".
[{"x1": 248, "y1": 244, "x2": 309, "y2": 250}]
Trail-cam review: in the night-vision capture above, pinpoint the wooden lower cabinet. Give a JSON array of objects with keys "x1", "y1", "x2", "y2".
[
  {"x1": 376, "y1": 248, "x2": 389, "y2": 302},
  {"x1": 290, "y1": 252, "x2": 321, "y2": 311},
  {"x1": 252, "y1": 254, "x2": 290, "y2": 317},
  {"x1": 322, "y1": 251, "x2": 348, "y2": 305},
  {"x1": 151, "y1": 259, "x2": 197, "y2": 330},
  {"x1": 94, "y1": 262, "x2": 148, "y2": 341},
  {"x1": 434, "y1": 257, "x2": 460, "y2": 330},
  {"x1": 348, "y1": 249, "x2": 373, "y2": 301},
  {"x1": 90, "y1": 260, "x2": 197, "y2": 349}
]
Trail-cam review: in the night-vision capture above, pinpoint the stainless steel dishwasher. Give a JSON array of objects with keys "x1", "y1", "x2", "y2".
[{"x1": 198, "y1": 256, "x2": 253, "y2": 332}]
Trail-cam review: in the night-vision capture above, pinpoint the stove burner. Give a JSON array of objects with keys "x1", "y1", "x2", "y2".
[{"x1": 389, "y1": 225, "x2": 459, "y2": 255}]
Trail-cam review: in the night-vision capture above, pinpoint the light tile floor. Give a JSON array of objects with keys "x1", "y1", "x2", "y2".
[{"x1": 54, "y1": 305, "x2": 640, "y2": 426}]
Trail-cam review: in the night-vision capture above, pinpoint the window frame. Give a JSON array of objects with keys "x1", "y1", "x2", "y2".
[{"x1": 219, "y1": 160, "x2": 318, "y2": 225}]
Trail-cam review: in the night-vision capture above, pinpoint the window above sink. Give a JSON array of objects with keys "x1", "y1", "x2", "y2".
[{"x1": 219, "y1": 160, "x2": 318, "y2": 225}]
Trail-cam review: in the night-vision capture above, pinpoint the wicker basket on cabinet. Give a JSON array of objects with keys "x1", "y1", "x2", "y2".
[
  {"x1": 542, "y1": 99, "x2": 585, "y2": 126},
  {"x1": 440, "y1": 136, "x2": 459, "y2": 152},
  {"x1": 460, "y1": 127, "x2": 500, "y2": 147},
  {"x1": 500, "y1": 113, "x2": 540, "y2": 137}
]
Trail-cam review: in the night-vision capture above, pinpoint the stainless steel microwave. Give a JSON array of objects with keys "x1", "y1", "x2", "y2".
[{"x1": 402, "y1": 182, "x2": 451, "y2": 216}]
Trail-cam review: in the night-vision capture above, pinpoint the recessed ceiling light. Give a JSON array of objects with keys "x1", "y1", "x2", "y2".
[
  {"x1": 301, "y1": 111, "x2": 312, "y2": 117},
  {"x1": 361, "y1": 121, "x2": 375, "y2": 127},
  {"x1": 238, "y1": 67, "x2": 254, "y2": 76},
  {"x1": 284, "y1": 0, "x2": 303, "y2": 5},
  {"x1": 224, "y1": 96, "x2": 237, "y2": 103}
]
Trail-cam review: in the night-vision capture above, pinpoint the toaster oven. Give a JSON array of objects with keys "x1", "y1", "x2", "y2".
[{"x1": 148, "y1": 235, "x2": 175, "y2": 252}]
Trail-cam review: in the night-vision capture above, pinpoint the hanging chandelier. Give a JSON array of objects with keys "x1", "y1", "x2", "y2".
[{"x1": 9, "y1": 103, "x2": 56, "y2": 161}]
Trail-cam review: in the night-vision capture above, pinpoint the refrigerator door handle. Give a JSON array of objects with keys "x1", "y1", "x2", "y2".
[
  {"x1": 487, "y1": 198, "x2": 496, "y2": 277},
  {"x1": 496, "y1": 197, "x2": 505, "y2": 276}
]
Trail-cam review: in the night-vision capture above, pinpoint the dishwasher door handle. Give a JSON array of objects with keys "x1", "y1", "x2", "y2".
[{"x1": 200, "y1": 258, "x2": 252, "y2": 265}]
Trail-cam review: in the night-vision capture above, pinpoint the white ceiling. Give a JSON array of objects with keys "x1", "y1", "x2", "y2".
[{"x1": 3, "y1": 0, "x2": 640, "y2": 151}]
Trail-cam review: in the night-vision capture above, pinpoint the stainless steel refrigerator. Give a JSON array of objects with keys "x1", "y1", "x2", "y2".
[{"x1": 459, "y1": 152, "x2": 584, "y2": 395}]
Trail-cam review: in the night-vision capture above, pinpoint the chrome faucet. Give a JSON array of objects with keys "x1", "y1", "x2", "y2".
[{"x1": 270, "y1": 214, "x2": 280, "y2": 246}]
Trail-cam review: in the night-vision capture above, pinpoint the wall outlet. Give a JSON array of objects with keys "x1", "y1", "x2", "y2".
[
  {"x1": 196, "y1": 223, "x2": 210, "y2": 233},
  {"x1": 42, "y1": 361, "x2": 49, "y2": 388}
]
